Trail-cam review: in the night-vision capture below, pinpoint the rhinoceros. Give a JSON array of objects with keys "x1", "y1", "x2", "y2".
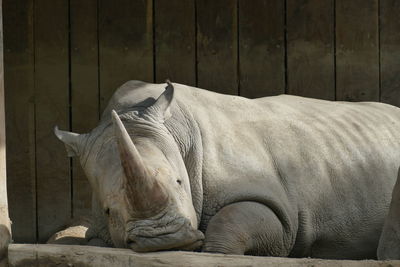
[{"x1": 53, "y1": 80, "x2": 400, "y2": 259}]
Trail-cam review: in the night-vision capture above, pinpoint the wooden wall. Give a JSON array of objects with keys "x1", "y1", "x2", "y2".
[{"x1": 3, "y1": 0, "x2": 400, "y2": 243}]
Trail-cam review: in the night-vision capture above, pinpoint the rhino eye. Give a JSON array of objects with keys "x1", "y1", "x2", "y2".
[
  {"x1": 176, "y1": 179, "x2": 182, "y2": 185},
  {"x1": 104, "y1": 208, "x2": 110, "y2": 216}
]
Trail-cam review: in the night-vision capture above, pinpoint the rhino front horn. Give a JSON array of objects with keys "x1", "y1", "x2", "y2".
[{"x1": 111, "y1": 110, "x2": 168, "y2": 216}]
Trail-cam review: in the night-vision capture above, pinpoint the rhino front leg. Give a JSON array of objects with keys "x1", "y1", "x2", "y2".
[
  {"x1": 202, "y1": 201, "x2": 292, "y2": 256},
  {"x1": 377, "y1": 167, "x2": 400, "y2": 260}
]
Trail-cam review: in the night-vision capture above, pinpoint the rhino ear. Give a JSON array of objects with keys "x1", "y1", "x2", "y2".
[
  {"x1": 143, "y1": 80, "x2": 174, "y2": 122},
  {"x1": 54, "y1": 126, "x2": 87, "y2": 157}
]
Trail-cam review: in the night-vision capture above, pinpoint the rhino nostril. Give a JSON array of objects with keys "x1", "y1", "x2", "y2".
[{"x1": 126, "y1": 237, "x2": 136, "y2": 248}]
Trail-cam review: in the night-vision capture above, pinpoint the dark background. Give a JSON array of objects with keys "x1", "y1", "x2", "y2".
[{"x1": 3, "y1": 0, "x2": 400, "y2": 243}]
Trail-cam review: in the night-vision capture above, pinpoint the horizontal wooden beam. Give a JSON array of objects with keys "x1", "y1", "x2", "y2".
[{"x1": 7, "y1": 244, "x2": 400, "y2": 267}]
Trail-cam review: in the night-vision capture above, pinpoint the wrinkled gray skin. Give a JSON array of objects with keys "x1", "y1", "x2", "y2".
[
  {"x1": 378, "y1": 167, "x2": 400, "y2": 260},
  {"x1": 54, "y1": 80, "x2": 400, "y2": 259}
]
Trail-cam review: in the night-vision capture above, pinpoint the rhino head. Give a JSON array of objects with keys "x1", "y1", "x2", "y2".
[{"x1": 54, "y1": 82, "x2": 204, "y2": 251}]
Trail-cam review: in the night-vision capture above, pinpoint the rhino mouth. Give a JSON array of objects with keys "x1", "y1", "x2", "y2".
[{"x1": 126, "y1": 215, "x2": 204, "y2": 252}]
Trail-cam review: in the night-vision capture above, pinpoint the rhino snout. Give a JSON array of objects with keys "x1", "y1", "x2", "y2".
[{"x1": 126, "y1": 218, "x2": 204, "y2": 252}]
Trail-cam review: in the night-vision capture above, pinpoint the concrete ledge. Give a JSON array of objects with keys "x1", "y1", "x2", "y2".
[
  {"x1": 7, "y1": 244, "x2": 400, "y2": 267},
  {"x1": 0, "y1": 224, "x2": 11, "y2": 261}
]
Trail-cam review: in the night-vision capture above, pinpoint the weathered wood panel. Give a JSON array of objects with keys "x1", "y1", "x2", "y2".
[
  {"x1": 3, "y1": 0, "x2": 36, "y2": 243},
  {"x1": 197, "y1": 0, "x2": 238, "y2": 94},
  {"x1": 34, "y1": 0, "x2": 70, "y2": 242},
  {"x1": 98, "y1": 0, "x2": 154, "y2": 113},
  {"x1": 380, "y1": 0, "x2": 400, "y2": 107},
  {"x1": 70, "y1": 0, "x2": 99, "y2": 218},
  {"x1": 287, "y1": 0, "x2": 335, "y2": 100},
  {"x1": 336, "y1": 0, "x2": 379, "y2": 101},
  {"x1": 155, "y1": 0, "x2": 196, "y2": 86},
  {"x1": 3, "y1": 0, "x2": 400, "y2": 243},
  {"x1": 239, "y1": 0, "x2": 285, "y2": 98}
]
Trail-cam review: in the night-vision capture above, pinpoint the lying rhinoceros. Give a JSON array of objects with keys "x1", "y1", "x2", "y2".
[{"x1": 53, "y1": 80, "x2": 400, "y2": 259}]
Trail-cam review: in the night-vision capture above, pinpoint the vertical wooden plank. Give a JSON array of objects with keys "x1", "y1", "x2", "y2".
[
  {"x1": 197, "y1": 0, "x2": 238, "y2": 95},
  {"x1": 239, "y1": 0, "x2": 285, "y2": 98},
  {"x1": 3, "y1": 0, "x2": 36, "y2": 242},
  {"x1": 35, "y1": 0, "x2": 70, "y2": 242},
  {"x1": 0, "y1": 0, "x2": 12, "y2": 258},
  {"x1": 155, "y1": 0, "x2": 195, "y2": 86},
  {"x1": 98, "y1": 0, "x2": 153, "y2": 113},
  {"x1": 336, "y1": 0, "x2": 379, "y2": 101},
  {"x1": 286, "y1": 0, "x2": 335, "y2": 100},
  {"x1": 70, "y1": 0, "x2": 99, "y2": 218},
  {"x1": 380, "y1": 0, "x2": 400, "y2": 107}
]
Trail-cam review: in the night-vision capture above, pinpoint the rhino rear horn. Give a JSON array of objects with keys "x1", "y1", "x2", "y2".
[{"x1": 111, "y1": 110, "x2": 168, "y2": 216}]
